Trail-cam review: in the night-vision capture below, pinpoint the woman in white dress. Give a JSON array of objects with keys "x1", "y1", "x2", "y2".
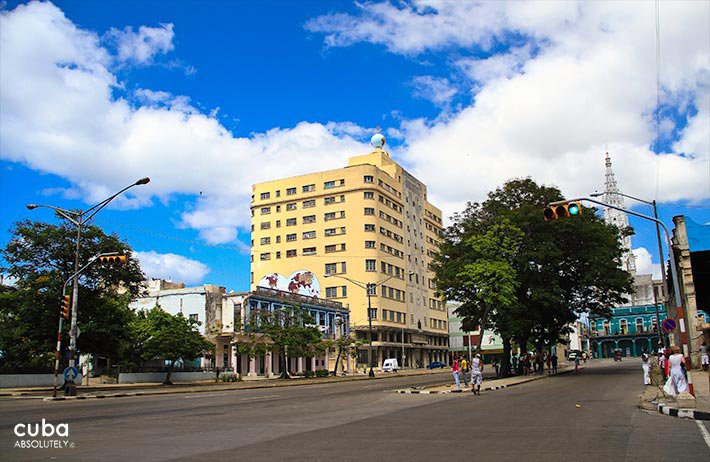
[{"x1": 668, "y1": 346, "x2": 688, "y2": 394}]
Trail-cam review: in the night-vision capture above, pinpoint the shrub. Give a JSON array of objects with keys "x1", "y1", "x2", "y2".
[
  {"x1": 218, "y1": 373, "x2": 241, "y2": 383},
  {"x1": 304, "y1": 370, "x2": 315, "y2": 378},
  {"x1": 315, "y1": 369, "x2": 329, "y2": 378}
]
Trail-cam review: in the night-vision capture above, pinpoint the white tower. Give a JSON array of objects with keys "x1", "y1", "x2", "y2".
[{"x1": 601, "y1": 153, "x2": 636, "y2": 274}]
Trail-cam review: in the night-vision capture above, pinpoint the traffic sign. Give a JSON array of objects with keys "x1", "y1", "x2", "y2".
[
  {"x1": 662, "y1": 318, "x2": 677, "y2": 333},
  {"x1": 63, "y1": 366, "x2": 79, "y2": 382}
]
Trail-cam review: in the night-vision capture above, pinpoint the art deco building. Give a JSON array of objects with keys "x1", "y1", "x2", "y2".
[{"x1": 250, "y1": 133, "x2": 449, "y2": 368}]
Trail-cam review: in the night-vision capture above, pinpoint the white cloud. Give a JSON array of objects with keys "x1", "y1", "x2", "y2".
[
  {"x1": 632, "y1": 247, "x2": 661, "y2": 279},
  {"x1": 134, "y1": 250, "x2": 210, "y2": 285},
  {"x1": 410, "y1": 76, "x2": 457, "y2": 107},
  {"x1": 309, "y1": 1, "x2": 710, "y2": 221},
  {"x1": 0, "y1": 2, "x2": 369, "y2": 244},
  {"x1": 106, "y1": 23, "x2": 175, "y2": 65}
]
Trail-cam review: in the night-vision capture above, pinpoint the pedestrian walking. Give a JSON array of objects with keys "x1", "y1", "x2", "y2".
[
  {"x1": 574, "y1": 355, "x2": 580, "y2": 374},
  {"x1": 657, "y1": 344, "x2": 667, "y2": 381},
  {"x1": 550, "y1": 353, "x2": 558, "y2": 373},
  {"x1": 461, "y1": 357, "x2": 469, "y2": 387},
  {"x1": 641, "y1": 348, "x2": 651, "y2": 385},
  {"x1": 545, "y1": 353, "x2": 552, "y2": 374},
  {"x1": 451, "y1": 355, "x2": 461, "y2": 390},
  {"x1": 492, "y1": 357, "x2": 499, "y2": 377},
  {"x1": 663, "y1": 346, "x2": 688, "y2": 396},
  {"x1": 699, "y1": 342, "x2": 709, "y2": 372},
  {"x1": 471, "y1": 353, "x2": 483, "y2": 395},
  {"x1": 511, "y1": 355, "x2": 519, "y2": 375}
]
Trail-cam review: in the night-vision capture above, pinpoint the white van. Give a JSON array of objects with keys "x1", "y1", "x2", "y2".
[{"x1": 381, "y1": 358, "x2": 399, "y2": 373}]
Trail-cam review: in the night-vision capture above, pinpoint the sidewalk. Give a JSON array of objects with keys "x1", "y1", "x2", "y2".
[
  {"x1": 394, "y1": 366, "x2": 574, "y2": 394},
  {"x1": 0, "y1": 367, "x2": 449, "y2": 400},
  {"x1": 639, "y1": 367, "x2": 710, "y2": 420}
]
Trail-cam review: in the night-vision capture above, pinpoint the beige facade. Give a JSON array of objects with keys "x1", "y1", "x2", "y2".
[{"x1": 250, "y1": 139, "x2": 448, "y2": 368}]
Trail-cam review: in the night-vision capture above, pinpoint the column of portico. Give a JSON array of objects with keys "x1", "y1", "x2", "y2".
[
  {"x1": 297, "y1": 357, "x2": 304, "y2": 373},
  {"x1": 231, "y1": 346, "x2": 238, "y2": 374},
  {"x1": 266, "y1": 352, "x2": 273, "y2": 377},
  {"x1": 248, "y1": 356, "x2": 257, "y2": 377},
  {"x1": 346, "y1": 354, "x2": 353, "y2": 374}
]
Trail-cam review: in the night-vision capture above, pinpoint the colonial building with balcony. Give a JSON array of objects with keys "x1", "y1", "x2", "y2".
[{"x1": 590, "y1": 304, "x2": 667, "y2": 358}]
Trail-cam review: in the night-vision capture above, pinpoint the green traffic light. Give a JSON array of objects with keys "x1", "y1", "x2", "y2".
[{"x1": 568, "y1": 204, "x2": 580, "y2": 215}]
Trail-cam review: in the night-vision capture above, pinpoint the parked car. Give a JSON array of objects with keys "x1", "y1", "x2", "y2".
[
  {"x1": 568, "y1": 350, "x2": 580, "y2": 361},
  {"x1": 427, "y1": 361, "x2": 447, "y2": 369}
]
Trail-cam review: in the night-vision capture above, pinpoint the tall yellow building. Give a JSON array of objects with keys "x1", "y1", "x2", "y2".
[{"x1": 250, "y1": 134, "x2": 449, "y2": 369}]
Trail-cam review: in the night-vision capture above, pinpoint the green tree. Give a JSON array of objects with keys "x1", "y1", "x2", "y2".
[
  {"x1": 434, "y1": 179, "x2": 633, "y2": 375},
  {"x1": 329, "y1": 336, "x2": 365, "y2": 376},
  {"x1": 242, "y1": 305, "x2": 325, "y2": 379},
  {"x1": 129, "y1": 307, "x2": 214, "y2": 384},
  {"x1": 0, "y1": 219, "x2": 145, "y2": 370}
]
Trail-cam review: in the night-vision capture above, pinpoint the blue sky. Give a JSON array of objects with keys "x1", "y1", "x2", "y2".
[{"x1": 1, "y1": 1, "x2": 708, "y2": 291}]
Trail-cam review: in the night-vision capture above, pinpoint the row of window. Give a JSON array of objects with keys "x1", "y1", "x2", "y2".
[
  {"x1": 381, "y1": 261, "x2": 405, "y2": 279},
  {"x1": 425, "y1": 209, "x2": 443, "y2": 225},
  {"x1": 382, "y1": 309, "x2": 406, "y2": 324},
  {"x1": 258, "y1": 244, "x2": 345, "y2": 260},
  {"x1": 379, "y1": 194, "x2": 403, "y2": 213},
  {"x1": 325, "y1": 286, "x2": 348, "y2": 298},
  {"x1": 324, "y1": 262, "x2": 347, "y2": 275},
  {"x1": 258, "y1": 175, "x2": 391, "y2": 203},
  {"x1": 380, "y1": 225, "x2": 404, "y2": 244},
  {"x1": 379, "y1": 210, "x2": 403, "y2": 228},
  {"x1": 380, "y1": 284, "x2": 405, "y2": 302},
  {"x1": 430, "y1": 318, "x2": 447, "y2": 330},
  {"x1": 258, "y1": 211, "x2": 346, "y2": 229}
]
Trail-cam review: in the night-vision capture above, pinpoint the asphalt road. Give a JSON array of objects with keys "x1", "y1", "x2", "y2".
[{"x1": 1, "y1": 362, "x2": 708, "y2": 461}]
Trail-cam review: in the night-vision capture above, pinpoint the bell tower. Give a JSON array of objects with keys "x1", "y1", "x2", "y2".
[{"x1": 601, "y1": 153, "x2": 636, "y2": 274}]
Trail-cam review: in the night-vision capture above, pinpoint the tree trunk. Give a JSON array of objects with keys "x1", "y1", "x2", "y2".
[
  {"x1": 500, "y1": 337, "x2": 512, "y2": 377},
  {"x1": 279, "y1": 350, "x2": 289, "y2": 379},
  {"x1": 332, "y1": 347, "x2": 342, "y2": 376}
]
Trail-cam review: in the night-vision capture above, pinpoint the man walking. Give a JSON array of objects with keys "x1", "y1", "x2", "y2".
[
  {"x1": 551, "y1": 353, "x2": 558, "y2": 373},
  {"x1": 461, "y1": 356, "x2": 469, "y2": 387},
  {"x1": 700, "y1": 342, "x2": 709, "y2": 372},
  {"x1": 471, "y1": 353, "x2": 483, "y2": 395}
]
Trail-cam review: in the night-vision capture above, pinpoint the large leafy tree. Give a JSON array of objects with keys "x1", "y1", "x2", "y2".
[
  {"x1": 0, "y1": 219, "x2": 144, "y2": 370},
  {"x1": 434, "y1": 179, "x2": 633, "y2": 375},
  {"x1": 129, "y1": 307, "x2": 214, "y2": 384}
]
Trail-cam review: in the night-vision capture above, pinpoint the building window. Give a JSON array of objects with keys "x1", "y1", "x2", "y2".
[
  {"x1": 303, "y1": 199, "x2": 316, "y2": 208},
  {"x1": 261, "y1": 207, "x2": 271, "y2": 215},
  {"x1": 189, "y1": 313, "x2": 199, "y2": 322},
  {"x1": 325, "y1": 287, "x2": 338, "y2": 298},
  {"x1": 365, "y1": 259, "x2": 376, "y2": 272},
  {"x1": 286, "y1": 218, "x2": 297, "y2": 226},
  {"x1": 368, "y1": 308, "x2": 377, "y2": 320},
  {"x1": 341, "y1": 262, "x2": 347, "y2": 273},
  {"x1": 303, "y1": 215, "x2": 316, "y2": 224},
  {"x1": 260, "y1": 192, "x2": 270, "y2": 200},
  {"x1": 303, "y1": 184, "x2": 315, "y2": 193},
  {"x1": 364, "y1": 207, "x2": 375, "y2": 215},
  {"x1": 260, "y1": 237, "x2": 271, "y2": 245},
  {"x1": 302, "y1": 247, "x2": 316, "y2": 255},
  {"x1": 286, "y1": 249, "x2": 297, "y2": 258},
  {"x1": 286, "y1": 187, "x2": 297, "y2": 195},
  {"x1": 365, "y1": 240, "x2": 376, "y2": 248},
  {"x1": 619, "y1": 319, "x2": 627, "y2": 335},
  {"x1": 286, "y1": 233, "x2": 297, "y2": 242},
  {"x1": 364, "y1": 191, "x2": 374, "y2": 199},
  {"x1": 635, "y1": 318, "x2": 644, "y2": 334},
  {"x1": 275, "y1": 251, "x2": 281, "y2": 259},
  {"x1": 364, "y1": 175, "x2": 374, "y2": 183},
  {"x1": 324, "y1": 181, "x2": 336, "y2": 189},
  {"x1": 364, "y1": 224, "x2": 375, "y2": 232},
  {"x1": 286, "y1": 202, "x2": 297, "y2": 211},
  {"x1": 276, "y1": 190, "x2": 281, "y2": 197},
  {"x1": 341, "y1": 286, "x2": 347, "y2": 297},
  {"x1": 303, "y1": 231, "x2": 316, "y2": 239},
  {"x1": 260, "y1": 253, "x2": 270, "y2": 261},
  {"x1": 276, "y1": 205, "x2": 281, "y2": 213},
  {"x1": 276, "y1": 236, "x2": 281, "y2": 243},
  {"x1": 260, "y1": 222, "x2": 271, "y2": 230},
  {"x1": 325, "y1": 263, "x2": 337, "y2": 275}
]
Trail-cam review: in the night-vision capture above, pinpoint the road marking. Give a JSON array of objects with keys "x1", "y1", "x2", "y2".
[
  {"x1": 364, "y1": 384, "x2": 381, "y2": 388},
  {"x1": 183, "y1": 393, "x2": 228, "y2": 399},
  {"x1": 239, "y1": 394, "x2": 279, "y2": 401},
  {"x1": 696, "y1": 420, "x2": 710, "y2": 450}
]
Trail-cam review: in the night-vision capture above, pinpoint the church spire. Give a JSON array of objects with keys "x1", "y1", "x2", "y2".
[{"x1": 601, "y1": 152, "x2": 636, "y2": 274}]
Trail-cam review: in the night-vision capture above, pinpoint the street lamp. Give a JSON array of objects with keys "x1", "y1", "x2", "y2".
[
  {"x1": 591, "y1": 190, "x2": 669, "y2": 347},
  {"x1": 325, "y1": 272, "x2": 412, "y2": 378},
  {"x1": 27, "y1": 177, "x2": 150, "y2": 395}
]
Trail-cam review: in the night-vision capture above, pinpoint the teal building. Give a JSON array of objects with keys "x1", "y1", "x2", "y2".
[{"x1": 590, "y1": 304, "x2": 666, "y2": 358}]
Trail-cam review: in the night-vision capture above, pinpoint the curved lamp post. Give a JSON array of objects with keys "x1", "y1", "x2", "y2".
[{"x1": 27, "y1": 177, "x2": 150, "y2": 395}]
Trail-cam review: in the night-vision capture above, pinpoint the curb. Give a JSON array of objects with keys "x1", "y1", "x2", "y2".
[
  {"x1": 43, "y1": 392, "x2": 146, "y2": 401},
  {"x1": 394, "y1": 369, "x2": 575, "y2": 395},
  {"x1": 657, "y1": 403, "x2": 710, "y2": 421}
]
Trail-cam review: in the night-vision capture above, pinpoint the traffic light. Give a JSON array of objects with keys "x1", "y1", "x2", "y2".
[
  {"x1": 543, "y1": 201, "x2": 582, "y2": 221},
  {"x1": 61, "y1": 295, "x2": 70, "y2": 319},
  {"x1": 98, "y1": 255, "x2": 127, "y2": 264}
]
